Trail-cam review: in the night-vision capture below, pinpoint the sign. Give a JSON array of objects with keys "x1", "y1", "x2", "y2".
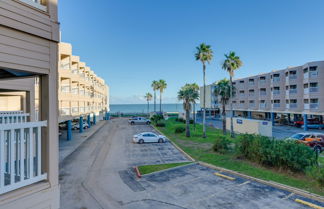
[{"x1": 262, "y1": 121, "x2": 268, "y2": 125}]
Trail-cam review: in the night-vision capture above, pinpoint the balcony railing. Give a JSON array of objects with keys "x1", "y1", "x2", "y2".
[
  {"x1": 289, "y1": 103, "x2": 297, "y2": 108},
  {"x1": 272, "y1": 103, "x2": 280, "y2": 108},
  {"x1": 71, "y1": 88, "x2": 78, "y2": 95},
  {"x1": 310, "y1": 87, "x2": 319, "y2": 93},
  {"x1": 289, "y1": 89, "x2": 297, "y2": 94},
  {"x1": 310, "y1": 71, "x2": 318, "y2": 78},
  {"x1": 260, "y1": 92, "x2": 266, "y2": 96},
  {"x1": 259, "y1": 103, "x2": 266, "y2": 109},
  {"x1": 310, "y1": 103, "x2": 319, "y2": 109},
  {"x1": 0, "y1": 113, "x2": 29, "y2": 124},
  {"x1": 304, "y1": 104, "x2": 310, "y2": 110},
  {"x1": 19, "y1": 0, "x2": 46, "y2": 11},
  {"x1": 0, "y1": 121, "x2": 47, "y2": 195},
  {"x1": 60, "y1": 108, "x2": 70, "y2": 116},
  {"x1": 272, "y1": 90, "x2": 280, "y2": 95},
  {"x1": 304, "y1": 88, "x2": 309, "y2": 94},
  {"x1": 61, "y1": 86, "x2": 70, "y2": 93},
  {"x1": 272, "y1": 77, "x2": 280, "y2": 82}
]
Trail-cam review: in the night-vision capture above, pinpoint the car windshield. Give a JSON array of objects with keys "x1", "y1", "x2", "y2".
[{"x1": 290, "y1": 134, "x2": 306, "y2": 140}]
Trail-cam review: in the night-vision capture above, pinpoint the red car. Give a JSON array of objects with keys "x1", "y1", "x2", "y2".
[
  {"x1": 290, "y1": 133, "x2": 324, "y2": 153},
  {"x1": 294, "y1": 118, "x2": 320, "y2": 128}
]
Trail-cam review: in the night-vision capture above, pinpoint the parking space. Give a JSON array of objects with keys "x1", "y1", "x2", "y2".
[
  {"x1": 124, "y1": 124, "x2": 190, "y2": 166},
  {"x1": 123, "y1": 163, "x2": 323, "y2": 209}
]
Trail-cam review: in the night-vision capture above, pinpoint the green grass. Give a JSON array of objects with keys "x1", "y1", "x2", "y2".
[
  {"x1": 138, "y1": 162, "x2": 192, "y2": 175},
  {"x1": 155, "y1": 118, "x2": 324, "y2": 196}
]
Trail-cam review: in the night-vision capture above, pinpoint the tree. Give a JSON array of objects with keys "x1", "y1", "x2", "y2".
[
  {"x1": 222, "y1": 51, "x2": 243, "y2": 137},
  {"x1": 157, "y1": 79, "x2": 167, "y2": 113},
  {"x1": 187, "y1": 83, "x2": 199, "y2": 130},
  {"x1": 214, "y1": 79, "x2": 234, "y2": 135},
  {"x1": 151, "y1": 80, "x2": 159, "y2": 112},
  {"x1": 195, "y1": 43, "x2": 213, "y2": 138},
  {"x1": 177, "y1": 84, "x2": 198, "y2": 137},
  {"x1": 144, "y1": 93, "x2": 153, "y2": 114}
]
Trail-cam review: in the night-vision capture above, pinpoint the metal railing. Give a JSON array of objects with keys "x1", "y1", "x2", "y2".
[
  {"x1": 0, "y1": 121, "x2": 47, "y2": 195},
  {"x1": 310, "y1": 103, "x2": 319, "y2": 109},
  {"x1": 272, "y1": 103, "x2": 280, "y2": 108}
]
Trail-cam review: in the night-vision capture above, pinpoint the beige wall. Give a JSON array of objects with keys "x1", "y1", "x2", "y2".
[{"x1": 0, "y1": 0, "x2": 60, "y2": 208}]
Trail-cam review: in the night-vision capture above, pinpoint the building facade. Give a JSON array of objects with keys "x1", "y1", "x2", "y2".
[
  {"x1": 58, "y1": 42, "x2": 109, "y2": 123},
  {"x1": 0, "y1": 0, "x2": 60, "y2": 208},
  {"x1": 201, "y1": 61, "x2": 324, "y2": 127}
]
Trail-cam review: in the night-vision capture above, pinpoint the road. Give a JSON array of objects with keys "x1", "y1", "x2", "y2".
[{"x1": 59, "y1": 118, "x2": 323, "y2": 209}]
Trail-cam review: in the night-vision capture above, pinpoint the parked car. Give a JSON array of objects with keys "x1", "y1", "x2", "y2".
[
  {"x1": 72, "y1": 122, "x2": 89, "y2": 130},
  {"x1": 128, "y1": 117, "x2": 151, "y2": 125},
  {"x1": 302, "y1": 124, "x2": 324, "y2": 130},
  {"x1": 133, "y1": 132, "x2": 167, "y2": 144},
  {"x1": 294, "y1": 118, "x2": 320, "y2": 128},
  {"x1": 288, "y1": 132, "x2": 324, "y2": 153}
]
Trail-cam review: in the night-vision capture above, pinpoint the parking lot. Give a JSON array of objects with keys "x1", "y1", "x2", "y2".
[{"x1": 60, "y1": 118, "x2": 323, "y2": 209}]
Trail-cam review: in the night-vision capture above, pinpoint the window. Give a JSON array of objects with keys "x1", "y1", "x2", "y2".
[
  {"x1": 19, "y1": 0, "x2": 47, "y2": 11},
  {"x1": 274, "y1": 100, "x2": 280, "y2": 104},
  {"x1": 290, "y1": 99, "x2": 297, "y2": 103},
  {"x1": 290, "y1": 70, "x2": 296, "y2": 75},
  {"x1": 304, "y1": 83, "x2": 309, "y2": 88},
  {"x1": 310, "y1": 98, "x2": 318, "y2": 103},
  {"x1": 303, "y1": 68, "x2": 308, "y2": 73},
  {"x1": 260, "y1": 76, "x2": 266, "y2": 80},
  {"x1": 249, "y1": 100, "x2": 254, "y2": 104},
  {"x1": 249, "y1": 89, "x2": 254, "y2": 92},
  {"x1": 290, "y1": 85, "x2": 297, "y2": 89},
  {"x1": 260, "y1": 100, "x2": 265, "y2": 103},
  {"x1": 304, "y1": 99, "x2": 309, "y2": 104},
  {"x1": 240, "y1": 101, "x2": 245, "y2": 103},
  {"x1": 239, "y1": 80, "x2": 244, "y2": 83},
  {"x1": 310, "y1": 82, "x2": 318, "y2": 87},
  {"x1": 309, "y1": 66, "x2": 317, "y2": 71}
]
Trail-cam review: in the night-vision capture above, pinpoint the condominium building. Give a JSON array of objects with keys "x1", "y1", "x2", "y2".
[
  {"x1": 0, "y1": 0, "x2": 60, "y2": 208},
  {"x1": 58, "y1": 42, "x2": 109, "y2": 123},
  {"x1": 201, "y1": 61, "x2": 324, "y2": 128}
]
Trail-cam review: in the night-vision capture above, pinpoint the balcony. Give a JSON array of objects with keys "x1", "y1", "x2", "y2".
[
  {"x1": 289, "y1": 89, "x2": 297, "y2": 94},
  {"x1": 260, "y1": 92, "x2": 267, "y2": 96},
  {"x1": 60, "y1": 62, "x2": 70, "y2": 70},
  {"x1": 72, "y1": 107, "x2": 79, "y2": 114},
  {"x1": 272, "y1": 77, "x2": 280, "y2": 83},
  {"x1": 60, "y1": 108, "x2": 70, "y2": 116},
  {"x1": 61, "y1": 86, "x2": 70, "y2": 93},
  {"x1": 249, "y1": 103, "x2": 255, "y2": 108},
  {"x1": 259, "y1": 103, "x2": 266, "y2": 109},
  {"x1": 0, "y1": 120, "x2": 47, "y2": 195},
  {"x1": 272, "y1": 90, "x2": 280, "y2": 95},
  {"x1": 19, "y1": 0, "x2": 47, "y2": 11},
  {"x1": 71, "y1": 88, "x2": 78, "y2": 95},
  {"x1": 310, "y1": 87, "x2": 319, "y2": 93},
  {"x1": 259, "y1": 80, "x2": 266, "y2": 85},
  {"x1": 286, "y1": 75, "x2": 297, "y2": 82},
  {"x1": 310, "y1": 71, "x2": 318, "y2": 78},
  {"x1": 289, "y1": 103, "x2": 297, "y2": 109}
]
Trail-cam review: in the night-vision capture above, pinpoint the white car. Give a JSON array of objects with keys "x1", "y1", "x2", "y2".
[
  {"x1": 133, "y1": 132, "x2": 167, "y2": 144},
  {"x1": 72, "y1": 122, "x2": 89, "y2": 130}
]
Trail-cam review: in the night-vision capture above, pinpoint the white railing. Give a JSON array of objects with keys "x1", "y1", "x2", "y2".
[
  {"x1": 60, "y1": 108, "x2": 70, "y2": 116},
  {"x1": 310, "y1": 71, "x2": 318, "y2": 78},
  {"x1": 0, "y1": 111, "x2": 23, "y2": 115},
  {"x1": 272, "y1": 103, "x2": 280, "y2": 108},
  {"x1": 304, "y1": 104, "x2": 310, "y2": 110},
  {"x1": 19, "y1": 0, "x2": 46, "y2": 11},
  {"x1": 0, "y1": 121, "x2": 47, "y2": 195},
  {"x1": 310, "y1": 103, "x2": 319, "y2": 109},
  {"x1": 259, "y1": 103, "x2": 266, "y2": 109},
  {"x1": 290, "y1": 103, "x2": 297, "y2": 108},
  {"x1": 0, "y1": 113, "x2": 29, "y2": 124}
]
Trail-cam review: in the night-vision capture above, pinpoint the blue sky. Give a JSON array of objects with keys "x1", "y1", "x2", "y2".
[{"x1": 58, "y1": 0, "x2": 324, "y2": 104}]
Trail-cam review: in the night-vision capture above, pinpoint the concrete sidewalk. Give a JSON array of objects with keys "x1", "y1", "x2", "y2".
[{"x1": 59, "y1": 120, "x2": 107, "y2": 164}]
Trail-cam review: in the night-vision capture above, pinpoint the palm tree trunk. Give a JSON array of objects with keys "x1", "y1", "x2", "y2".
[
  {"x1": 229, "y1": 75, "x2": 234, "y2": 137},
  {"x1": 159, "y1": 91, "x2": 162, "y2": 113},
  {"x1": 186, "y1": 106, "x2": 190, "y2": 137},
  {"x1": 203, "y1": 63, "x2": 206, "y2": 138},
  {"x1": 154, "y1": 91, "x2": 156, "y2": 112},
  {"x1": 222, "y1": 101, "x2": 226, "y2": 135},
  {"x1": 193, "y1": 101, "x2": 196, "y2": 130},
  {"x1": 147, "y1": 101, "x2": 149, "y2": 115}
]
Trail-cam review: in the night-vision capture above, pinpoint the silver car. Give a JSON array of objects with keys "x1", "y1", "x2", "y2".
[
  {"x1": 128, "y1": 117, "x2": 151, "y2": 125},
  {"x1": 133, "y1": 132, "x2": 167, "y2": 144}
]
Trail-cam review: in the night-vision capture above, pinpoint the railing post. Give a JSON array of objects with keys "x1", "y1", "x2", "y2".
[
  {"x1": 79, "y1": 117, "x2": 83, "y2": 133},
  {"x1": 20, "y1": 128, "x2": 25, "y2": 182},
  {"x1": 37, "y1": 126, "x2": 41, "y2": 176},
  {"x1": 93, "y1": 114, "x2": 96, "y2": 125},
  {"x1": 87, "y1": 115, "x2": 91, "y2": 128},
  {"x1": 303, "y1": 114, "x2": 308, "y2": 131},
  {"x1": 29, "y1": 127, "x2": 33, "y2": 178},
  {"x1": 10, "y1": 129, "x2": 14, "y2": 184},
  {"x1": 67, "y1": 120, "x2": 72, "y2": 141}
]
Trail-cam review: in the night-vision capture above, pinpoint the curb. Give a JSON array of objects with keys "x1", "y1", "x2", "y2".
[
  {"x1": 151, "y1": 125, "x2": 196, "y2": 162},
  {"x1": 59, "y1": 121, "x2": 108, "y2": 165},
  {"x1": 199, "y1": 161, "x2": 324, "y2": 203},
  {"x1": 134, "y1": 166, "x2": 141, "y2": 178},
  {"x1": 151, "y1": 125, "x2": 324, "y2": 203}
]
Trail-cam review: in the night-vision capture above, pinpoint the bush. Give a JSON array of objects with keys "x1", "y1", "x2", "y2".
[
  {"x1": 235, "y1": 134, "x2": 317, "y2": 172},
  {"x1": 189, "y1": 119, "x2": 194, "y2": 124},
  {"x1": 156, "y1": 122, "x2": 166, "y2": 127},
  {"x1": 306, "y1": 166, "x2": 324, "y2": 187},
  {"x1": 174, "y1": 126, "x2": 185, "y2": 134},
  {"x1": 176, "y1": 118, "x2": 185, "y2": 123},
  {"x1": 213, "y1": 135, "x2": 231, "y2": 154},
  {"x1": 151, "y1": 114, "x2": 164, "y2": 125}
]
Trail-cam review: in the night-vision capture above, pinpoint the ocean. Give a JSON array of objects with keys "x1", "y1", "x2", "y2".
[{"x1": 109, "y1": 103, "x2": 200, "y2": 113}]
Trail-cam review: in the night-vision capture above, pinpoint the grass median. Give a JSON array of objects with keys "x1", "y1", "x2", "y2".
[
  {"x1": 138, "y1": 162, "x2": 192, "y2": 175},
  {"x1": 154, "y1": 118, "x2": 324, "y2": 196}
]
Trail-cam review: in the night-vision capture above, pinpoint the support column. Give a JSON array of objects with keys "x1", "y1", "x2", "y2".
[
  {"x1": 67, "y1": 120, "x2": 72, "y2": 141},
  {"x1": 93, "y1": 114, "x2": 96, "y2": 125},
  {"x1": 87, "y1": 115, "x2": 91, "y2": 128},
  {"x1": 248, "y1": 111, "x2": 252, "y2": 119},
  {"x1": 271, "y1": 112, "x2": 275, "y2": 125},
  {"x1": 303, "y1": 114, "x2": 308, "y2": 131},
  {"x1": 79, "y1": 116, "x2": 83, "y2": 133},
  {"x1": 287, "y1": 113, "x2": 291, "y2": 124},
  {"x1": 293, "y1": 114, "x2": 298, "y2": 122},
  {"x1": 106, "y1": 112, "x2": 110, "y2": 120}
]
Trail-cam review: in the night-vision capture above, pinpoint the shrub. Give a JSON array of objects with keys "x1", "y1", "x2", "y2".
[
  {"x1": 174, "y1": 126, "x2": 185, "y2": 134},
  {"x1": 189, "y1": 119, "x2": 194, "y2": 124},
  {"x1": 213, "y1": 135, "x2": 231, "y2": 154},
  {"x1": 235, "y1": 134, "x2": 317, "y2": 172},
  {"x1": 306, "y1": 166, "x2": 324, "y2": 187},
  {"x1": 156, "y1": 122, "x2": 166, "y2": 127},
  {"x1": 176, "y1": 118, "x2": 185, "y2": 123},
  {"x1": 151, "y1": 114, "x2": 164, "y2": 125}
]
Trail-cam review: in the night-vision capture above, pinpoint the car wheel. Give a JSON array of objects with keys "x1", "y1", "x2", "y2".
[
  {"x1": 131, "y1": 122, "x2": 135, "y2": 125},
  {"x1": 314, "y1": 146, "x2": 321, "y2": 154},
  {"x1": 139, "y1": 139, "x2": 144, "y2": 144},
  {"x1": 158, "y1": 138, "x2": 163, "y2": 143},
  {"x1": 146, "y1": 121, "x2": 151, "y2": 125}
]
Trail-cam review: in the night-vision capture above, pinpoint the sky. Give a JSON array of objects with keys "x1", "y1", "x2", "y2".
[{"x1": 58, "y1": 0, "x2": 324, "y2": 104}]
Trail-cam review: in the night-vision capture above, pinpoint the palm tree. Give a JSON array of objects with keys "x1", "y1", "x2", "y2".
[
  {"x1": 214, "y1": 79, "x2": 233, "y2": 135},
  {"x1": 157, "y1": 79, "x2": 167, "y2": 113},
  {"x1": 144, "y1": 93, "x2": 153, "y2": 115},
  {"x1": 188, "y1": 83, "x2": 199, "y2": 130},
  {"x1": 151, "y1": 80, "x2": 159, "y2": 112},
  {"x1": 178, "y1": 84, "x2": 198, "y2": 137},
  {"x1": 195, "y1": 43, "x2": 213, "y2": 138},
  {"x1": 222, "y1": 51, "x2": 243, "y2": 137}
]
